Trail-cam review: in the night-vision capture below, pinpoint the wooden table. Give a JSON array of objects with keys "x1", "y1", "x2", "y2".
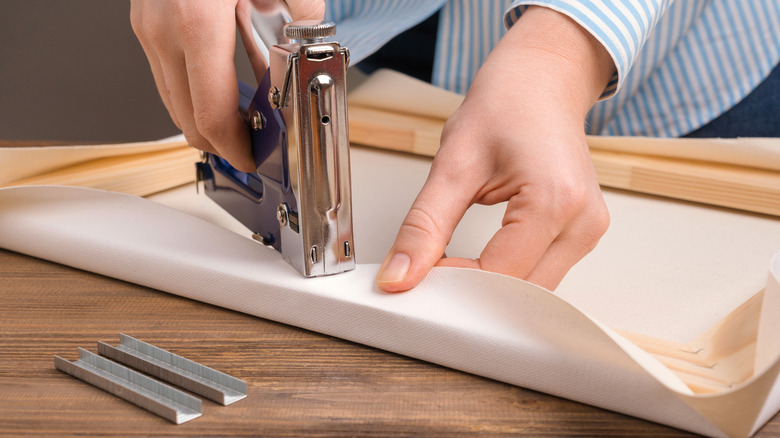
[{"x1": 1, "y1": 247, "x2": 777, "y2": 437}]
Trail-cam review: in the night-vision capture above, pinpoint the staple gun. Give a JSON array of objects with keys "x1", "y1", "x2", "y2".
[{"x1": 197, "y1": 20, "x2": 355, "y2": 277}]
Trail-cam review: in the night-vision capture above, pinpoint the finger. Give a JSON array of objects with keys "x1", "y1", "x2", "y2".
[
  {"x1": 156, "y1": 53, "x2": 219, "y2": 156},
  {"x1": 236, "y1": 0, "x2": 269, "y2": 81},
  {"x1": 440, "y1": 189, "x2": 609, "y2": 291},
  {"x1": 376, "y1": 161, "x2": 477, "y2": 293},
  {"x1": 475, "y1": 195, "x2": 560, "y2": 279},
  {"x1": 432, "y1": 187, "x2": 564, "y2": 282},
  {"x1": 248, "y1": 0, "x2": 324, "y2": 21},
  {"x1": 286, "y1": 0, "x2": 325, "y2": 21},
  {"x1": 185, "y1": 47, "x2": 255, "y2": 171},
  {"x1": 130, "y1": 2, "x2": 180, "y2": 129},
  {"x1": 131, "y1": 1, "x2": 218, "y2": 155},
  {"x1": 182, "y1": 6, "x2": 255, "y2": 172},
  {"x1": 144, "y1": 49, "x2": 183, "y2": 130},
  {"x1": 523, "y1": 237, "x2": 593, "y2": 291},
  {"x1": 435, "y1": 201, "x2": 557, "y2": 280},
  {"x1": 524, "y1": 200, "x2": 609, "y2": 290},
  {"x1": 439, "y1": 224, "x2": 593, "y2": 291}
]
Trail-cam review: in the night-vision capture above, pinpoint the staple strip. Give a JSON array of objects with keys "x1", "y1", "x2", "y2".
[
  {"x1": 54, "y1": 348, "x2": 201, "y2": 424},
  {"x1": 97, "y1": 334, "x2": 247, "y2": 405}
]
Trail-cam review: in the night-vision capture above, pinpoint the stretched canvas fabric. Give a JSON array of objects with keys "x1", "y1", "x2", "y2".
[{"x1": 1, "y1": 144, "x2": 779, "y2": 436}]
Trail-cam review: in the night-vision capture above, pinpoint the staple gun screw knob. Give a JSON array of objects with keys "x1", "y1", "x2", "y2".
[
  {"x1": 250, "y1": 110, "x2": 264, "y2": 131},
  {"x1": 283, "y1": 21, "x2": 336, "y2": 43},
  {"x1": 277, "y1": 204, "x2": 289, "y2": 227},
  {"x1": 268, "y1": 87, "x2": 281, "y2": 109}
]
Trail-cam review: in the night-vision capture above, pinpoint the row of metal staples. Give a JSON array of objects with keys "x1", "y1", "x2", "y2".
[{"x1": 54, "y1": 333, "x2": 247, "y2": 424}]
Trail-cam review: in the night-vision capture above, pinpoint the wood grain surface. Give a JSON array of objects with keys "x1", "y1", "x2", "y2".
[
  {"x1": 1, "y1": 248, "x2": 777, "y2": 437},
  {"x1": 1, "y1": 146, "x2": 198, "y2": 197}
]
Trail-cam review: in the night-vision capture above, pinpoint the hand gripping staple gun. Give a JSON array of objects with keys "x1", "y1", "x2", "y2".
[{"x1": 196, "y1": 20, "x2": 355, "y2": 277}]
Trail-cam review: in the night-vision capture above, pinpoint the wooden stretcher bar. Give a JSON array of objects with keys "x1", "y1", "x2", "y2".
[{"x1": 347, "y1": 105, "x2": 780, "y2": 217}]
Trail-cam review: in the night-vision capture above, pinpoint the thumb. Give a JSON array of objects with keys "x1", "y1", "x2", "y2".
[
  {"x1": 376, "y1": 171, "x2": 472, "y2": 293},
  {"x1": 286, "y1": 0, "x2": 325, "y2": 21}
]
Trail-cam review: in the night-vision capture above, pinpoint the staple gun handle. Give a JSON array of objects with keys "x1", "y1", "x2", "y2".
[{"x1": 197, "y1": 71, "x2": 295, "y2": 251}]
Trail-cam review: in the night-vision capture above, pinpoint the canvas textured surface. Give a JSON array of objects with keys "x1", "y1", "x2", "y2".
[{"x1": 1, "y1": 147, "x2": 779, "y2": 437}]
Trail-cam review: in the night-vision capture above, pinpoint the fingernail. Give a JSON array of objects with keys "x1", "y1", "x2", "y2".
[{"x1": 378, "y1": 253, "x2": 411, "y2": 283}]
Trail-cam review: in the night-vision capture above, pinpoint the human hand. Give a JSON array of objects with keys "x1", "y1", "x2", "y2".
[
  {"x1": 130, "y1": 0, "x2": 324, "y2": 172},
  {"x1": 376, "y1": 6, "x2": 615, "y2": 292}
]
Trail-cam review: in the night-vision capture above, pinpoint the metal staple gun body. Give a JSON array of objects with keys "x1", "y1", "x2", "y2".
[{"x1": 198, "y1": 20, "x2": 355, "y2": 277}]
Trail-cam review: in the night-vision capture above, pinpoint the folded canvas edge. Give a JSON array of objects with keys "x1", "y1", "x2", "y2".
[
  {"x1": 0, "y1": 185, "x2": 777, "y2": 437},
  {"x1": 750, "y1": 253, "x2": 780, "y2": 435},
  {"x1": 757, "y1": 252, "x2": 780, "y2": 374},
  {"x1": 672, "y1": 252, "x2": 780, "y2": 438}
]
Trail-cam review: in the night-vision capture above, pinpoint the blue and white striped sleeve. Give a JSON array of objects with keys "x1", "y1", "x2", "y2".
[
  {"x1": 325, "y1": 0, "x2": 446, "y2": 65},
  {"x1": 503, "y1": 0, "x2": 673, "y2": 99}
]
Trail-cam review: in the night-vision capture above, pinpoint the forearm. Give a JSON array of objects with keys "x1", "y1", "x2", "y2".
[{"x1": 482, "y1": 6, "x2": 615, "y2": 123}]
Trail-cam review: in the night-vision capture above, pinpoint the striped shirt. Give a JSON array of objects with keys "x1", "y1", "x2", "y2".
[{"x1": 324, "y1": 0, "x2": 780, "y2": 138}]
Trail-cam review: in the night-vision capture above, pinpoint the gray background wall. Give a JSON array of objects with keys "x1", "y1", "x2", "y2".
[{"x1": 0, "y1": 0, "x2": 253, "y2": 143}]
